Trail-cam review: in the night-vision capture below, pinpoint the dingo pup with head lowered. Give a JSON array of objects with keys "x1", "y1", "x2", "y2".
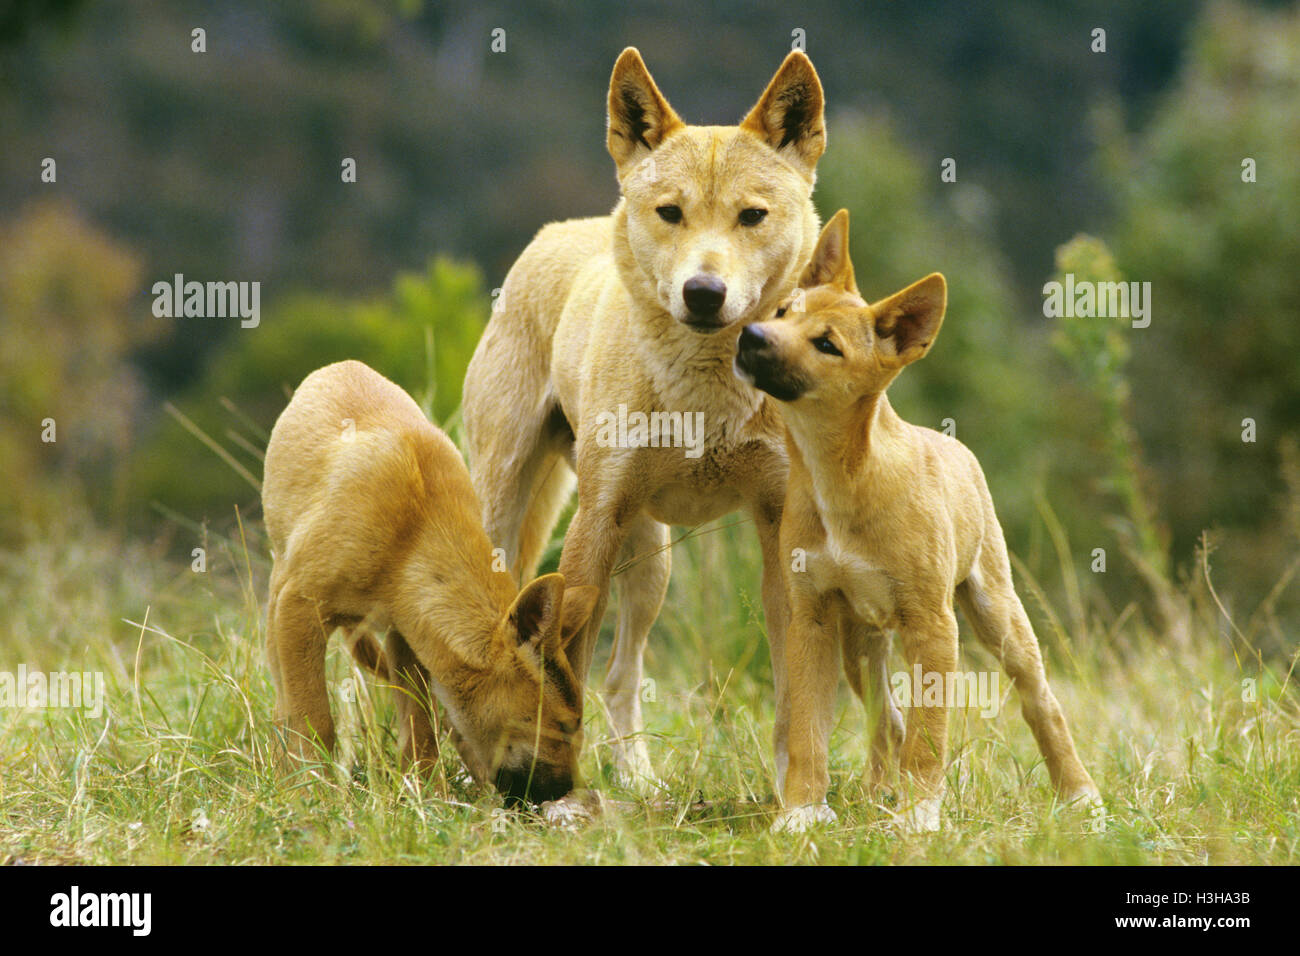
[
  {"x1": 262, "y1": 360, "x2": 596, "y2": 805},
  {"x1": 463, "y1": 48, "x2": 827, "y2": 796},
  {"x1": 735, "y1": 211, "x2": 1101, "y2": 832}
]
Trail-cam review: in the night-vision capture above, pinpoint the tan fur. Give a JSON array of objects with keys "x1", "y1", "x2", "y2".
[
  {"x1": 463, "y1": 48, "x2": 828, "y2": 787},
  {"x1": 736, "y1": 211, "x2": 1101, "y2": 831},
  {"x1": 262, "y1": 360, "x2": 596, "y2": 805}
]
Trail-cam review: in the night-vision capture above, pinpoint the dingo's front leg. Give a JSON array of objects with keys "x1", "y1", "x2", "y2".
[
  {"x1": 773, "y1": 588, "x2": 840, "y2": 832},
  {"x1": 754, "y1": 500, "x2": 793, "y2": 795},
  {"x1": 605, "y1": 515, "x2": 671, "y2": 792},
  {"x1": 384, "y1": 630, "x2": 441, "y2": 773},
  {"x1": 838, "y1": 621, "x2": 904, "y2": 795},
  {"x1": 892, "y1": 606, "x2": 959, "y2": 833},
  {"x1": 557, "y1": 499, "x2": 630, "y2": 687}
]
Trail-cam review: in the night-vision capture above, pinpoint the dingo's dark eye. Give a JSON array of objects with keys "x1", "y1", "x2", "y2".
[
  {"x1": 775, "y1": 304, "x2": 789, "y2": 317},
  {"x1": 656, "y1": 205, "x2": 683, "y2": 224},
  {"x1": 739, "y1": 208, "x2": 768, "y2": 226},
  {"x1": 811, "y1": 334, "x2": 842, "y2": 357}
]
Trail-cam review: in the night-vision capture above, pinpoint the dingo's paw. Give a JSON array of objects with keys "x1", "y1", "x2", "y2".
[
  {"x1": 610, "y1": 741, "x2": 667, "y2": 796},
  {"x1": 1064, "y1": 785, "x2": 1107, "y2": 832},
  {"x1": 771, "y1": 803, "x2": 837, "y2": 834},
  {"x1": 541, "y1": 796, "x2": 592, "y2": 829},
  {"x1": 1064, "y1": 784, "x2": 1104, "y2": 810},
  {"x1": 889, "y1": 795, "x2": 942, "y2": 834},
  {"x1": 540, "y1": 790, "x2": 603, "y2": 830}
]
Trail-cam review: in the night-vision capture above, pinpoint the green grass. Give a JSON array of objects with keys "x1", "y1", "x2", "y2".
[{"x1": 0, "y1": 510, "x2": 1297, "y2": 865}]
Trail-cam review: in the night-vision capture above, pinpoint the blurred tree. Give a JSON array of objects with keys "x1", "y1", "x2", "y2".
[
  {"x1": 0, "y1": 0, "x2": 1197, "y2": 390},
  {"x1": 0, "y1": 201, "x2": 165, "y2": 540},
  {"x1": 1097, "y1": 0, "x2": 1300, "y2": 606},
  {"x1": 1049, "y1": 234, "x2": 1190, "y2": 643}
]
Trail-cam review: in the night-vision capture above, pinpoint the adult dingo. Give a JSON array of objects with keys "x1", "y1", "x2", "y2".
[{"x1": 463, "y1": 47, "x2": 827, "y2": 796}]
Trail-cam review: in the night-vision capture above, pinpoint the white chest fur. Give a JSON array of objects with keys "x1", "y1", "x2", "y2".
[{"x1": 806, "y1": 529, "x2": 897, "y2": 628}]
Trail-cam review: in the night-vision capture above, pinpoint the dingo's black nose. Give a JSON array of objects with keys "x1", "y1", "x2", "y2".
[
  {"x1": 683, "y1": 275, "x2": 727, "y2": 318},
  {"x1": 495, "y1": 763, "x2": 574, "y2": 808},
  {"x1": 738, "y1": 324, "x2": 768, "y2": 352}
]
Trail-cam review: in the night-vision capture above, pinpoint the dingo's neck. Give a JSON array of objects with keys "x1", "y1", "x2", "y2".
[
  {"x1": 782, "y1": 390, "x2": 911, "y2": 519},
  {"x1": 385, "y1": 514, "x2": 515, "y2": 676}
]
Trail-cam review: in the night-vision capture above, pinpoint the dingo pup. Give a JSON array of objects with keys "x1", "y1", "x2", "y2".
[
  {"x1": 735, "y1": 211, "x2": 1101, "y2": 832},
  {"x1": 262, "y1": 360, "x2": 596, "y2": 805},
  {"x1": 463, "y1": 48, "x2": 827, "y2": 792}
]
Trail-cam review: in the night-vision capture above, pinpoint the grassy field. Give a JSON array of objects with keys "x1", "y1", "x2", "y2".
[{"x1": 1, "y1": 498, "x2": 1296, "y2": 867}]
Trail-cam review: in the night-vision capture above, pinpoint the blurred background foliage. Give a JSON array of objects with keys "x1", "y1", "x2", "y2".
[
  {"x1": 0, "y1": 200, "x2": 164, "y2": 539},
  {"x1": 1096, "y1": 1, "x2": 1300, "y2": 625},
  {"x1": 1, "y1": 0, "x2": 1297, "y2": 654},
  {"x1": 127, "y1": 257, "x2": 485, "y2": 523}
]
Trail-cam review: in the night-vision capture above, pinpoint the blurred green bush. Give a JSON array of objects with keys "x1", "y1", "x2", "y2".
[
  {"x1": 1097, "y1": 0, "x2": 1300, "y2": 616},
  {"x1": 0, "y1": 201, "x2": 164, "y2": 542},
  {"x1": 126, "y1": 258, "x2": 487, "y2": 528}
]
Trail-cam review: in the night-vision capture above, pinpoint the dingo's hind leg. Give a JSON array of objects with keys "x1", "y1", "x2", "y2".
[
  {"x1": 268, "y1": 585, "x2": 336, "y2": 761},
  {"x1": 957, "y1": 531, "x2": 1099, "y2": 805}
]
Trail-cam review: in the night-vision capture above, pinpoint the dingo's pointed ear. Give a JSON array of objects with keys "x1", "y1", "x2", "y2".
[
  {"x1": 607, "y1": 47, "x2": 684, "y2": 176},
  {"x1": 558, "y1": 585, "x2": 599, "y2": 649},
  {"x1": 508, "y1": 573, "x2": 566, "y2": 648},
  {"x1": 741, "y1": 51, "x2": 826, "y2": 180},
  {"x1": 872, "y1": 274, "x2": 947, "y2": 367},
  {"x1": 799, "y1": 209, "x2": 855, "y2": 291}
]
